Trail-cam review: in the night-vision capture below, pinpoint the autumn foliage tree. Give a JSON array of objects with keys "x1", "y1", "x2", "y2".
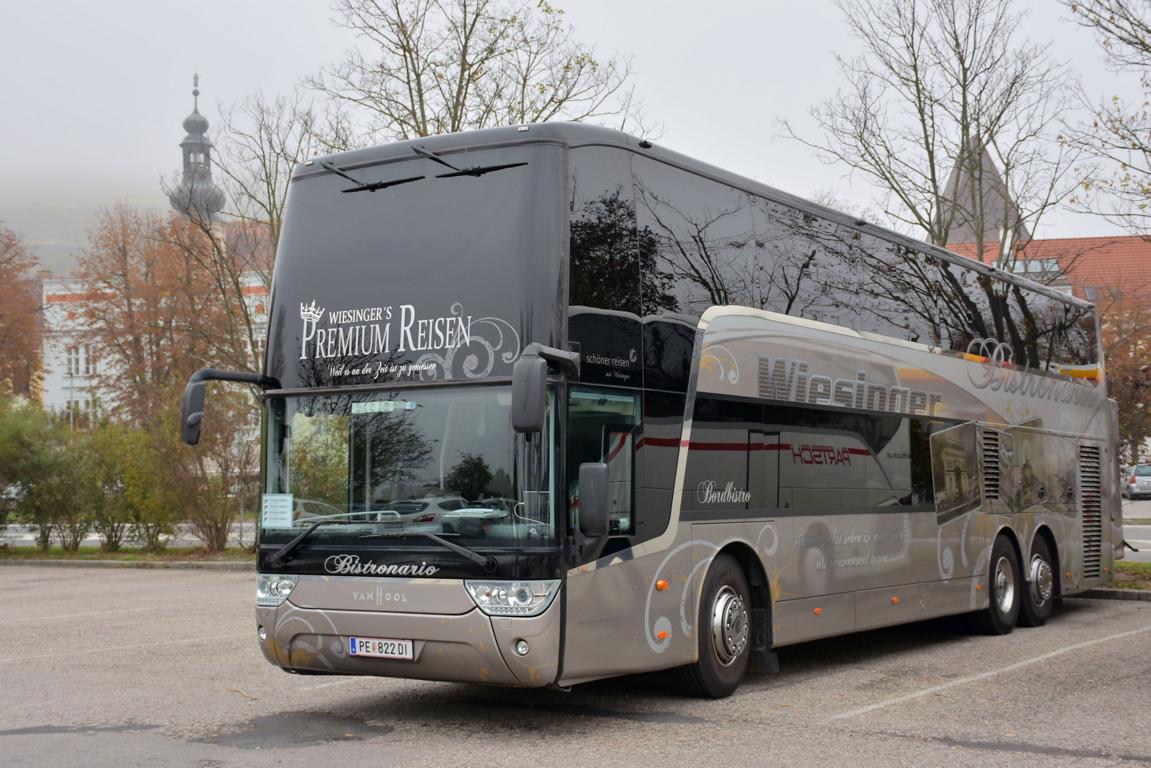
[
  {"x1": 78, "y1": 207, "x2": 237, "y2": 424},
  {"x1": 1096, "y1": 290, "x2": 1151, "y2": 462},
  {"x1": 77, "y1": 206, "x2": 261, "y2": 550},
  {"x1": 0, "y1": 223, "x2": 42, "y2": 396}
]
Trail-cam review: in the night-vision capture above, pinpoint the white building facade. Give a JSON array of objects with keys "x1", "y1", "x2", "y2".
[
  {"x1": 39, "y1": 273, "x2": 270, "y2": 425},
  {"x1": 40, "y1": 277, "x2": 109, "y2": 426}
]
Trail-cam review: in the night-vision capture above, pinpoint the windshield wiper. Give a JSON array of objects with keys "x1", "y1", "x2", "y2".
[
  {"x1": 359, "y1": 530, "x2": 497, "y2": 572},
  {"x1": 266, "y1": 518, "x2": 357, "y2": 566},
  {"x1": 412, "y1": 145, "x2": 527, "y2": 179},
  {"x1": 321, "y1": 161, "x2": 424, "y2": 193}
]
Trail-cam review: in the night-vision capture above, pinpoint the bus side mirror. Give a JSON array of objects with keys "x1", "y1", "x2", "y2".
[
  {"x1": 578, "y1": 462, "x2": 609, "y2": 538},
  {"x1": 180, "y1": 379, "x2": 206, "y2": 446},
  {"x1": 512, "y1": 356, "x2": 547, "y2": 433},
  {"x1": 178, "y1": 368, "x2": 273, "y2": 447}
]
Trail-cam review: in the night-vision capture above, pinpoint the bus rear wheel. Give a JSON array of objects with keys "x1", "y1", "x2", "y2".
[
  {"x1": 678, "y1": 553, "x2": 751, "y2": 698},
  {"x1": 970, "y1": 535, "x2": 1020, "y2": 635},
  {"x1": 1018, "y1": 536, "x2": 1055, "y2": 628}
]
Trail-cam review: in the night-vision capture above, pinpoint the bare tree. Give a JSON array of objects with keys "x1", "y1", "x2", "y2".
[
  {"x1": 782, "y1": 0, "x2": 1080, "y2": 271},
  {"x1": 1063, "y1": 0, "x2": 1151, "y2": 235},
  {"x1": 213, "y1": 90, "x2": 350, "y2": 259},
  {"x1": 311, "y1": 0, "x2": 649, "y2": 143}
]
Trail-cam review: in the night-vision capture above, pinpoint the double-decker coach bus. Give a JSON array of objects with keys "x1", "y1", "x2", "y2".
[{"x1": 182, "y1": 123, "x2": 1122, "y2": 698}]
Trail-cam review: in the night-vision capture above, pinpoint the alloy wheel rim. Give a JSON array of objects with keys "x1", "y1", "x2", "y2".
[
  {"x1": 710, "y1": 586, "x2": 749, "y2": 667},
  {"x1": 994, "y1": 555, "x2": 1016, "y2": 615},
  {"x1": 1029, "y1": 554, "x2": 1054, "y2": 605}
]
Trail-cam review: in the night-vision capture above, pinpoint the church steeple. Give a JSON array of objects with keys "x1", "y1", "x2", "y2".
[{"x1": 168, "y1": 74, "x2": 225, "y2": 219}]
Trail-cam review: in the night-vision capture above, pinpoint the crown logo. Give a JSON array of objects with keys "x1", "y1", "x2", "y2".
[{"x1": 299, "y1": 300, "x2": 325, "y2": 323}]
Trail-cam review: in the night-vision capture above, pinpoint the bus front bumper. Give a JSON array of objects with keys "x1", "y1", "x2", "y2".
[{"x1": 255, "y1": 590, "x2": 561, "y2": 687}]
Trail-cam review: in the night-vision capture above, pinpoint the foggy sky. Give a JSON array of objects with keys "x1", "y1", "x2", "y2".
[{"x1": 0, "y1": 0, "x2": 1141, "y2": 273}]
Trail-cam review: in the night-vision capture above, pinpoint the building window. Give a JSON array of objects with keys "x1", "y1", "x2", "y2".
[
  {"x1": 65, "y1": 345, "x2": 80, "y2": 377},
  {"x1": 1011, "y1": 258, "x2": 1059, "y2": 275},
  {"x1": 84, "y1": 345, "x2": 98, "y2": 376}
]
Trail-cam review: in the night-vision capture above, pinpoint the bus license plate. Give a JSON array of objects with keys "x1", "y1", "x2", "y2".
[{"x1": 348, "y1": 636, "x2": 414, "y2": 660}]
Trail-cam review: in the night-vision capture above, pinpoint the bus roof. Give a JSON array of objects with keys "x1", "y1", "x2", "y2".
[{"x1": 297, "y1": 122, "x2": 1092, "y2": 312}]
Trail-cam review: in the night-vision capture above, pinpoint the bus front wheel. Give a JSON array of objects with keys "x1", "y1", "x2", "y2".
[
  {"x1": 971, "y1": 535, "x2": 1021, "y2": 635},
  {"x1": 679, "y1": 553, "x2": 751, "y2": 698}
]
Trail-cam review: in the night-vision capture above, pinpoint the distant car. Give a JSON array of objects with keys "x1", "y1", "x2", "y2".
[
  {"x1": 379, "y1": 496, "x2": 510, "y2": 535},
  {"x1": 293, "y1": 500, "x2": 403, "y2": 527},
  {"x1": 1123, "y1": 464, "x2": 1151, "y2": 500}
]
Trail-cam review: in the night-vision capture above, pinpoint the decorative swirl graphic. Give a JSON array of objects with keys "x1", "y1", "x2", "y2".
[
  {"x1": 643, "y1": 540, "x2": 714, "y2": 653},
  {"x1": 937, "y1": 510, "x2": 974, "y2": 580},
  {"x1": 276, "y1": 605, "x2": 347, "y2": 669},
  {"x1": 700, "y1": 344, "x2": 740, "y2": 385},
  {"x1": 643, "y1": 524, "x2": 778, "y2": 653},
  {"x1": 417, "y1": 303, "x2": 521, "y2": 381},
  {"x1": 937, "y1": 530, "x2": 955, "y2": 580},
  {"x1": 755, "y1": 523, "x2": 779, "y2": 558},
  {"x1": 966, "y1": 337, "x2": 1014, "y2": 365}
]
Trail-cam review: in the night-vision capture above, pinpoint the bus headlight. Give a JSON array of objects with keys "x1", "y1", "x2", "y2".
[
  {"x1": 256, "y1": 574, "x2": 300, "y2": 607},
  {"x1": 465, "y1": 580, "x2": 560, "y2": 616}
]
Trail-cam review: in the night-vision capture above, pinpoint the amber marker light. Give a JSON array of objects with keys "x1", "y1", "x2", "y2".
[
  {"x1": 975, "y1": 583, "x2": 983, "y2": 591},
  {"x1": 891, "y1": 596, "x2": 900, "y2": 605},
  {"x1": 813, "y1": 607, "x2": 823, "y2": 616},
  {"x1": 657, "y1": 630, "x2": 669, "y2": 640},
  {"x1": 655, "y1": 579, "x2": 669, "y2": 592}
]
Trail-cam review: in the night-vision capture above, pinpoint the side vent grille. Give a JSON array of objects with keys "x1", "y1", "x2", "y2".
[
  {"x1": 981, "y1": 430, "x2": 1001, "y2": 500},
  {"x1": 1079, "y1": 445, "x2": 1102, "y2": 579}
]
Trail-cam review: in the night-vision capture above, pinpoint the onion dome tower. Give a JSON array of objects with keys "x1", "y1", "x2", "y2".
[{"x1": 168, "y1": 74, "x2": 226, "y2": 219}]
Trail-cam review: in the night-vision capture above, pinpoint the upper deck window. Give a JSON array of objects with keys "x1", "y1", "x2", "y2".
[{"x1": 620, "y1": 153, "x2": 1096, "y2": 372}]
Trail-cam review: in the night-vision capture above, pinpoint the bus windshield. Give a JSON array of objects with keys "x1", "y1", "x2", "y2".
[{"x1": 262, "y1": 387, "x2": 556, "y2": 551}]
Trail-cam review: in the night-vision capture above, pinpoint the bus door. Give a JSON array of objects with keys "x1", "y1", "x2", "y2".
[
  {"x1": 750, "y1": 430, "x2": 781, "y2": 511},
  {"x1": 563, "y1": 387, "x2": 657, "y2": 680}
]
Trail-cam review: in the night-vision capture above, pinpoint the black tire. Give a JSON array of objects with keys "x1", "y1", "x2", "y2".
[
  {"x1": 1018, "y1": 536, "x2": 1056, "y2": 628},
  {"x1": 678, "y1": 554, "x2": 751, "y2": 698},
  {"x1": 970, "y1": 535, "x2": 1021, "y2": 635}
]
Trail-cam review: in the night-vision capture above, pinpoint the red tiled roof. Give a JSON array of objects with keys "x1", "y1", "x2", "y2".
[
  {"x1": 948, "y1": 235, "x2": 1151, "y2": 301},
  {"x1": 45, "y1": 291, "x2": 113, "y2": 304}
]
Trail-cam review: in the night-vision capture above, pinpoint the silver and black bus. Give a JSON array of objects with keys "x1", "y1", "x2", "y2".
[{"x1": 182, "y1": 123, "x2": 1121, "y2": 697}]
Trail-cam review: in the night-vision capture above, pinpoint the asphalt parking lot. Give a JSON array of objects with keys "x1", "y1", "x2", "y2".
[{"x1": 1, "y1": 566, "x2": 1149, "y2": 767}]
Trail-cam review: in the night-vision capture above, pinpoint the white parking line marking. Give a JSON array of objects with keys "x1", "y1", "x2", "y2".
[
  {"x1": 0, "y1": 633, "x2": 249, "y2": 664},
  {"x1": 826, "y1": 623, "x2": 1151, "y2": 722}
]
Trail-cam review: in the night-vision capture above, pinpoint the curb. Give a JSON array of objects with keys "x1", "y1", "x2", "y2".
[
  {"x1": 0, "y1": 558, "x2": 255, "y2": 572},
  {"x1": 1069, "y1": 588, "x2": 1151, "y2": 602}
]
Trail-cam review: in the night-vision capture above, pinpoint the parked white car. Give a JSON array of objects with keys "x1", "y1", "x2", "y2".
[
  {"x1": 1123, "y1": 464, "x2": 1151, "y2": 500},
  {"x1": 379, "y1": 496, "x2": 509, "y2": 534}
]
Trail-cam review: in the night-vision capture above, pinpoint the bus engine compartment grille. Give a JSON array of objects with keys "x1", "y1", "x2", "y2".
[
  {"x1": 981, "y1": 429, "x2": 1001, "y2": 501},
  {"x1": 1078, "y1": 445, "x2": 1102, "y2": 580}
]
